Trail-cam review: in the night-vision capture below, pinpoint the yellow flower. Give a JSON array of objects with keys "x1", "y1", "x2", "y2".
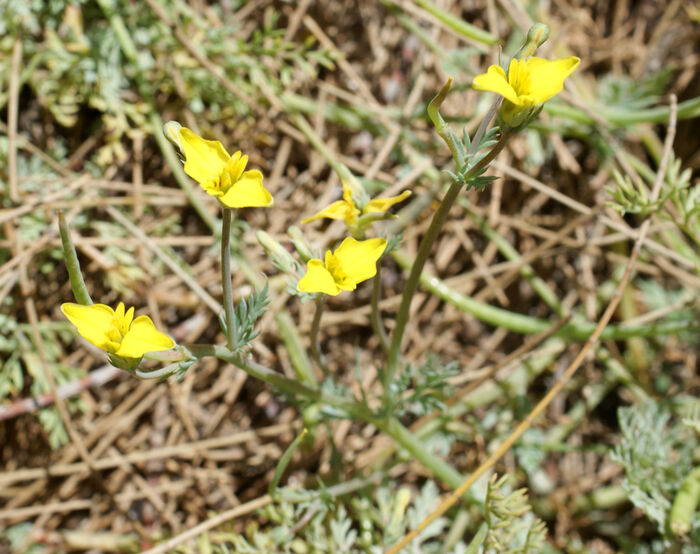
[
  {"x1": 302, "y1": 181, "x2": 411, "y2": 226},
  {"x1": 61, "y1": 302, "x2": 175, "y2": 360},
  {"x1": 472, "y1": 56, "x2": 580, "y2": 126},
  {"x1": 178, "y1": 127, "x2": 273, "y2": 208},
  {"x1": 297, "y1": 237, "x2": 387, "y2": 296}
]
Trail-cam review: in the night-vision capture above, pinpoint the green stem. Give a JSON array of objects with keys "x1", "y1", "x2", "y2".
[
  {"x1": 670, "y1": 466, "x2": 700, "y2": 535},
  {"x1": 58, "y1": 212, "x2": 92, "y2": 305},
  {"x1": 269, "y1": 428, "x2": 308, "y2": 498},
  {"x1": 374, "y1": 417, "x2": 468, "y2": 494},
  {"x1": 384, "y1": 132, "x2": 513, "y2": 396},
  {"x1": 371, "y1": 270, "x2": 390, "y2": 353},
  {"x1": 412, "y1": 0, "x2": 499, "y2": 45},
  {"x1": 427, "y1": 78, "x2": 465, "y2": 169},
  {"x1": 310, "y1": 296, "x2": 329, "y2": 376},
  {"x1": 194, "y1": 344, "x2": 368, "y2": 417},
  {"x1": 275, "y1": 311, "x2": 317, "y2": 386},
  {"x1": 221, "y1": 209, "x2": 237, "y2": 349},
  {"x1": 383, "y1": 178, "x2": 463, "y2": 394},
  {"x1": 544, "y1": 94, "x2": 700, "y2": 126},
  {"x1": 391, "y1": 249, "x2": 697, "y2": 340}
]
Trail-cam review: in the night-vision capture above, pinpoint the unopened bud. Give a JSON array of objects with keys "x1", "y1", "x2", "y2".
[
  {"x1": 256, "y1": 230, "x2": 296, "y2": 273},
  {"x1": 162, "y1": 121, "x2": 185, "y2": 160},
  {"x1": 387, "y1": 488, "x2": 412, "y2": 534},
  {"x1": 518, "y1": 23, "x2": 550, "y2": 59},
  {"x1": 287, "y1": 226, "x2": 315, "y2": 262}
]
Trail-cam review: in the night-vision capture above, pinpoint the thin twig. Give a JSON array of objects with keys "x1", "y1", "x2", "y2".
[{"x1": 0, "y1": 365, "x2": 119, "y2": 421}]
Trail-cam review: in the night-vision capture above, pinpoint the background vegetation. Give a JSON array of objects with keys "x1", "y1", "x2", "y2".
[{"x1": 0, "y1": 0, "x2": 699, "y2": 552}]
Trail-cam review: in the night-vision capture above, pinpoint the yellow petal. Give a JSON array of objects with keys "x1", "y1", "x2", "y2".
[
  {"x1": 226, "y1": 151, "x2": 248, "y2": 182},
  {"x1": 472, "y1": 65, "x2": 520, "y2": 105},
  {"x1": 61, "y1": 303, "x2": 117, "y2": 352},
  {"x1": 341, "y1": 181, "x2": 356, "y2": 206},
  {"x1": 334, "y1": 237, "x2": 387, "y2": 285},
  {"x1": 521, "y1": 56, "x2": 580, "y2": 103},
  {"x1": 116, "y1": 315, "x2": 175, "y2": 358},
  {"x1": 123, "y1": 306, "x2": 135, "y2": 329},
  {"x1": 298, "y1": 259, "x2": 341, "y2": 295},
  {"x1": 301, "y1": 200, "x2": 358, "y2": 224},
  {"x1": 179, "y1": 127, "x2": 230, "y2": 186},
  {"x1": 219, "y1": 170, "x2": 273, "y2": 208},
  {"x1": 363, "y1": 190, "x2": 412, "y2": 214}
]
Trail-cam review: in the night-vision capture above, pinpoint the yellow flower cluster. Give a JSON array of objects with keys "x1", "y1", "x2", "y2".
[
  {"x1": 65, "y1": 51, "x2": 577, "y2": 360},
  {"x1": 63, "y1": 127, "x2": 273, "y2": 362},
  {"x1": 296, "y1": 180, "x2": 411, "y2": 296}
]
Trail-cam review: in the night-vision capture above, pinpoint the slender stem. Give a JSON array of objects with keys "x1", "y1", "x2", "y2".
[
  {"x1": 427, "y1": 78, "x2": 464, "y2": 169},
  {"x1": 371, "y1": 270, "x2": 390, "y2": 353},
  {"x1": 388, "y1": 92, "x2": 681, "y2": 554},
  {"x1": 269, "y1": 428, "x2": 308, "y2": 498},
  {"x1": 275, "y1": 311, "x2": 317, "y2": 386},
  {"x1": 543, "y1": 94, "x2": 700, "y2": 126},
  {"x1": 391, "y1": 248, "x2": 695, "y2": 340},
  {"x1": 383, "y1": 178, "x2": 463, "y2": 391},
  {"x1": 374, "y1": 417, "x2": 468, "y2": 494},
  {"x1": 58, "y1": 212, "x2": 93, "y2": 306},
  {"x1": 221, "y1": 209, "x2": 237, "y2": 349},
  {"x1": 310, "y1": 296, "x2": 329, "y2": 376},
  {"x1": 469, "y1": 97, "x2": 501, "y2": 156},
  {"x1": 412, "y1": 0, "x2": 499, "y2": 45},
  {"x1": 194, "y1": 344, "x2": 373, "y2": 420},
  {"x1": 134, "y1": 363, "x2": 181, "y2": 380},
  {"x1": 384, "y1": 132, "x2": 513, "y2": 395}
]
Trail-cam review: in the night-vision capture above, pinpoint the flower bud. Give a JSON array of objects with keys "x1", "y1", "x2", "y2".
[
  {"x1": 162, "y1": 120, "x2": 185, "y2": 160},
  {"x1": 287, "y1": 226, "x2": 315, "y2": 263},
  {"x1": 256, "y1": 230, "x2": 297, "y2": 274}
]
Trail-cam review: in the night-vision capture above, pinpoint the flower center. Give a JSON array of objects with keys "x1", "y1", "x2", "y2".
[
  {"x1": 107, "y1": 313, "x2": 130, "y2": 344},
  {"x1": 326, "y1": 252, "x2": 351, "y2": 286},
  {"x1": 215, "y1": 171, "x2": 232, "y2": 192}
]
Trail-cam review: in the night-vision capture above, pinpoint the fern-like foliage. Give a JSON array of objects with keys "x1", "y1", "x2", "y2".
[
  {"x1": 221, "y1": 285, "x2": 270, "y2": 353},
  {"x1": 610, "y1": 400, "x2": 698, "y2": 543},
  {"x1": 386, "y1": 355, "x2": 458, "y2": 417},
  {"x1": 467, "y1": 474, "x2": 547, "y2": 554},
  {"x1": 201, "y1": 480, "x2": 462, "y2": 554},
  {"x1": 446, "y1": 127, "x2": 501, "y2": 191}
]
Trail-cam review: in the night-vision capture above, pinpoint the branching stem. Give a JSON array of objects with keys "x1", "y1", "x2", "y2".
[{"x1": 383, "y1": 130, "x2": 513, "y2": 398}]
